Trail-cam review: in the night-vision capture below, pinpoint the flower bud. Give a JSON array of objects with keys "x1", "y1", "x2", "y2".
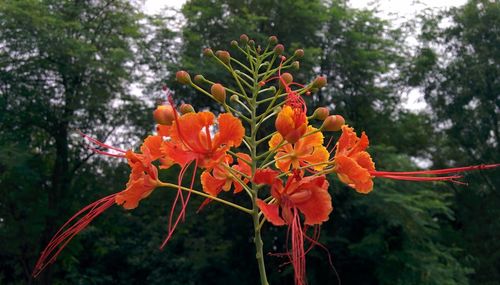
[
  {"x1": 230, "y1": 94, "x2": 238, "y2": 102},
  {"x1": 321, "y1": 115, "x2": 345, "y2": 132},
  {"x1": 176, "y1": 71, "x2": 191, "y2": 85},
  {"x1": 230, "y1": 40, "x2": 238, "y2": 48},
  {"x1": 240, "y1": 34, "x2": 249, "y2": 44},
  {"x1": 291, "y1": 61, "x2": 300, "y2": 70},
  {"x1": 274, "y1": 44, "x2": 284, "y2": 55},
  {"x1": 248, "y1": 39, "x2": 255, "y2": 47},
  {"x1": 153, "y1": 105, "x2": 175, "y2": 125},
  {"x1": 215, "y1": 50, "x2": 231, "y2": 64},
  {"x1": 312, "y1": 76, "x2": 327, "y2": 89},
  {"x1": 279, "y1": 72, "x2": 293, "y2": 88},
  {"x1": 180, "y1": 103, "x2": 195, "y2": 114},
  {"x1": 203, "y1": 48, "x2": 214, "y2": 57},
  {"x1": 194, "y1": 74, "x2": 205, "y2": 84},
  {"x1": 294, "y1": 49, "x2": 304, "y2": 58},
  {"x1": 211, "y1": 83, "x2": 226, "y2": 103},
  {"x1": 312, "y1": 107, "x2": 329, "y2": 120},
  {"x1": 268, "y1": 35, "x2": 278, "y2": 45}
]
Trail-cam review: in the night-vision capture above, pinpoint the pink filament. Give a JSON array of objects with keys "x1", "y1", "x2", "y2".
[
  {"x1": 33, "y1": 194, "x2": 117, "y2": 278},
  {"x1": 371, "y1": 163, "x2": 500, "y2": 184}
]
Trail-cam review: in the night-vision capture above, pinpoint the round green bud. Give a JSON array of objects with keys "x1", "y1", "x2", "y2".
[
  {"x1": 203, "y1": 48, "x2": 214, "y2": 57},
  {"x1": 312, "y1": 107, "x2": 329, "y2": 120},
  {"x1": 176, "y1": 70, "x2": 191, "y2": 85},
  {"x1": 211, "y1": 83, "x2": 226, "y2": 103},
  {"x1": 274, "y1": 44, "x2": 284, "y2": 55},
  {"x1": 268, "y1": 35, "x2": 278, "y2": 45},
  {"x1": 194, "y1": 74, "x2": 205, "y2": 84},
  {"x1": 321, "y1": 115, "x2": 345, "y2": 131},
  {"x1": 291, "y1": 61, "x2": 300, "y2": 70},
  {"x1": 215, "y1": 50, "x2": 231, "y2": 64},
  {"x1": 294, "y1": 49, "x2": 304, "y2": 58},
  {"x1": 240, "y1": 34, "x2": 249, "y2": 44},
  {"x1": 180, "y1": 103, "x2": 195, "y2": 114},
  {"x1": 312, "y1": 76, "x2": 327, "y2": 89}
]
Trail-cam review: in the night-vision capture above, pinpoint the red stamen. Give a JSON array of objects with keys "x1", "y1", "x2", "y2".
[
  {"x1": 33, "y1": 194, "x2": 117, "y2": 278},
  {"x1": 160, "y1": 160, "x2": 198, "y2": 249},
  {"x1": 371, "y1": 164, "x2": 500, "y2": 176},
  {"x1": 78, "y1": 130, "x2": 126, "y2": 153}
]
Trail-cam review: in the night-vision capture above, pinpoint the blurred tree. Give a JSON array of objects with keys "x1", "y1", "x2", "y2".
[
  {"x1": 410, "y1": 0, "x2": 500, "y2": 283},
  {"x1": 0, "y1": 0, "x2": 156, "y2": 283}
]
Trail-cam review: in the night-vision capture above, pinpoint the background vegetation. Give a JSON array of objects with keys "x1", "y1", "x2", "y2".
[{"x1": 0, "y1": 0, "x2": 498, "y2": 284}]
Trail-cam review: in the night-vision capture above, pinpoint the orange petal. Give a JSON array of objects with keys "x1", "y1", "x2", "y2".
[
  {"x1": 214, "y1": 113, "x2": 245, "y2": 148},
  {"x1": 116, "y1": 174, "x2": 157, "y2": 209},
  {"x1": 275, "y1": 106, "x2": 295, "y2": 139},
  {"x1": 254, "y1": 168, "x2": 280, "y2": 185},
  {"x1": 300, "y1": 145, "x2": 329, "y2": 171},
  {"x1": 156, "y1": 124, "x2": 171, "y2": 137},
  {"x1": 256, "y1": 199, "x2": 285, "y2": 226},
  {"x1": 268, "y1": 132, "x2": 284, "y2": 149},
  {"x1": 293, "y1": 176, "x2": 332, "y2": 225},
  {"x1": 141, "y1": 135, "x2": 163, "y2": 160},
  {"x1": 295, "y1": 126, "x2": 324, "y2": 149},
  {"x1": 201, "y1": 170, "x2": 226, "y2": 197},
  {"x1": 335, "y1": 155, "x2": 373, "y2": 193},
  {"x1": 353, "y1": 151, "x2": 375, "y2": 172}
]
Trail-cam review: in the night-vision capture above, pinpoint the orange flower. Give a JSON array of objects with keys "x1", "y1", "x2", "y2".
[
  {"x1": 115, "y1": 136, "x2": 164, "y2": 209},
  {"x1": 333, "y1": 125, "x2": 375, "y2": 193},
  {"x1": 162, "y1": 111, "x2": 245, "y2": 169},
  {"x1": 255, "y1": 169, "x2": 332, "y2": 285},
  {"x1": 255, "y1": 170, "x2": 332, "y2": 226},
  {"x1": 269, "y1": 125, "x2": 329, "y2": 173},
  {"x1": 275, "y1": 105, "x2": 308, "y2": 144},
  {"x1": 201, "y1": 153, "x2": 251, "y2": 197}
]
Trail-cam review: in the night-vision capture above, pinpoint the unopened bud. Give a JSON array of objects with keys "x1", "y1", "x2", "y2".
[
  {"x1": 321, "y1": 115, "x2": 345, "y2": 131},
  {"x1": 231, "y1": 40, "x2": 238, "y2": 47},
  {"x1": 312, "y1": 107, "x2": 329, "y2": 120},
  {"x1": 240, "y1": 34, "x2": 249, "y2": 44},
  {"x1": 279, "y1": 72, "x2": 293, "y2": 88},
  {"x1": 211, "y1": 83, "x2": 226, "y2": 103},
  {"x1": 153, "y1": 105, "x2": 175, "y2": 125},
  {"x1": 268, "y1": 35, "x2": 278, "y2": 45},
  {"x1": 291, "y1": 61, "x2": 300, "y2": 70},
  {"x1": 176, "y1": 71, "x2": 191, "y2": 85},
  {"x1": 309, "y1": 87, "x2": 319, "y2": 94},
  {"x1": 274, "y1": 44, "x2": 284, "y2": 55},
  {"x1": 313, "y1": 76, "x2": 327, "y2": 89},
  {"x1": 230, "y1": 94, "x2": 238, "y2": 102},
  {"x1": 215, "y1": 50, "x2": 231, "y2": 64},
  {"x1": 203, "y1": 48, "x2": 214, "y2": 57},
  {"x1": 294, "y1": 49, "x2": 304, "y2": 58},
  {"x1": 248, "y1": 39, "x2": 255, "y2": 46},
  {"x1": 180, "y1": 103, "x2": 195, "y2": 114},
  {"x1": 194, "y1": 74, "x2": 205, "y2": 84}
]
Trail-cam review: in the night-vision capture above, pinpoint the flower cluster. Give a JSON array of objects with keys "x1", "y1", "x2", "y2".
[{"x1": 34, "y1": 34, "x2": 499, "y2": 285}]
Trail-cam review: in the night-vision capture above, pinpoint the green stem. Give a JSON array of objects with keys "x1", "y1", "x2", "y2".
[
  {"x1": 249, "y1": 53, "x2": 269, "y2": 285},
  {"x1": 157, "y1": 182, "x2": 252, "y2": 214}
]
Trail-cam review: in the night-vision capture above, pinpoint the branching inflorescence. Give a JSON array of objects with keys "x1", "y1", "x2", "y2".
[{"x1": 33, "y1": 35, "x2": 499, "y2": 285}]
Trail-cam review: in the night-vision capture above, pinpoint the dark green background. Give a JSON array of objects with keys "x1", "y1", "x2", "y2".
[{"x1": 1, "y1": 0, "x2": 498, "y2": 284}]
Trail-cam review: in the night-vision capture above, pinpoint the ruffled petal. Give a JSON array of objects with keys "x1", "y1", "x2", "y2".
[
  {"x1": 299, "y1": 145, "x2": 329, "y2": 171},
  {"x1": 256, "y1": 199, "x2": 285, "y2": 226},
  {"x1": 201, "y1": 170, "x2": 225, "y2": 197},
  {"x1": 141, "y1": 135, "x2": 163, "y2": 160},
  {"x1": 335, "y1": 155, "x2": 373, "y2": 193},
  {"x1": 293, "y1": 176, "x2": 333, "y2": 225},
  {"x1": 214, "y1": 113, "x2": 245, "y2": 148}
]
